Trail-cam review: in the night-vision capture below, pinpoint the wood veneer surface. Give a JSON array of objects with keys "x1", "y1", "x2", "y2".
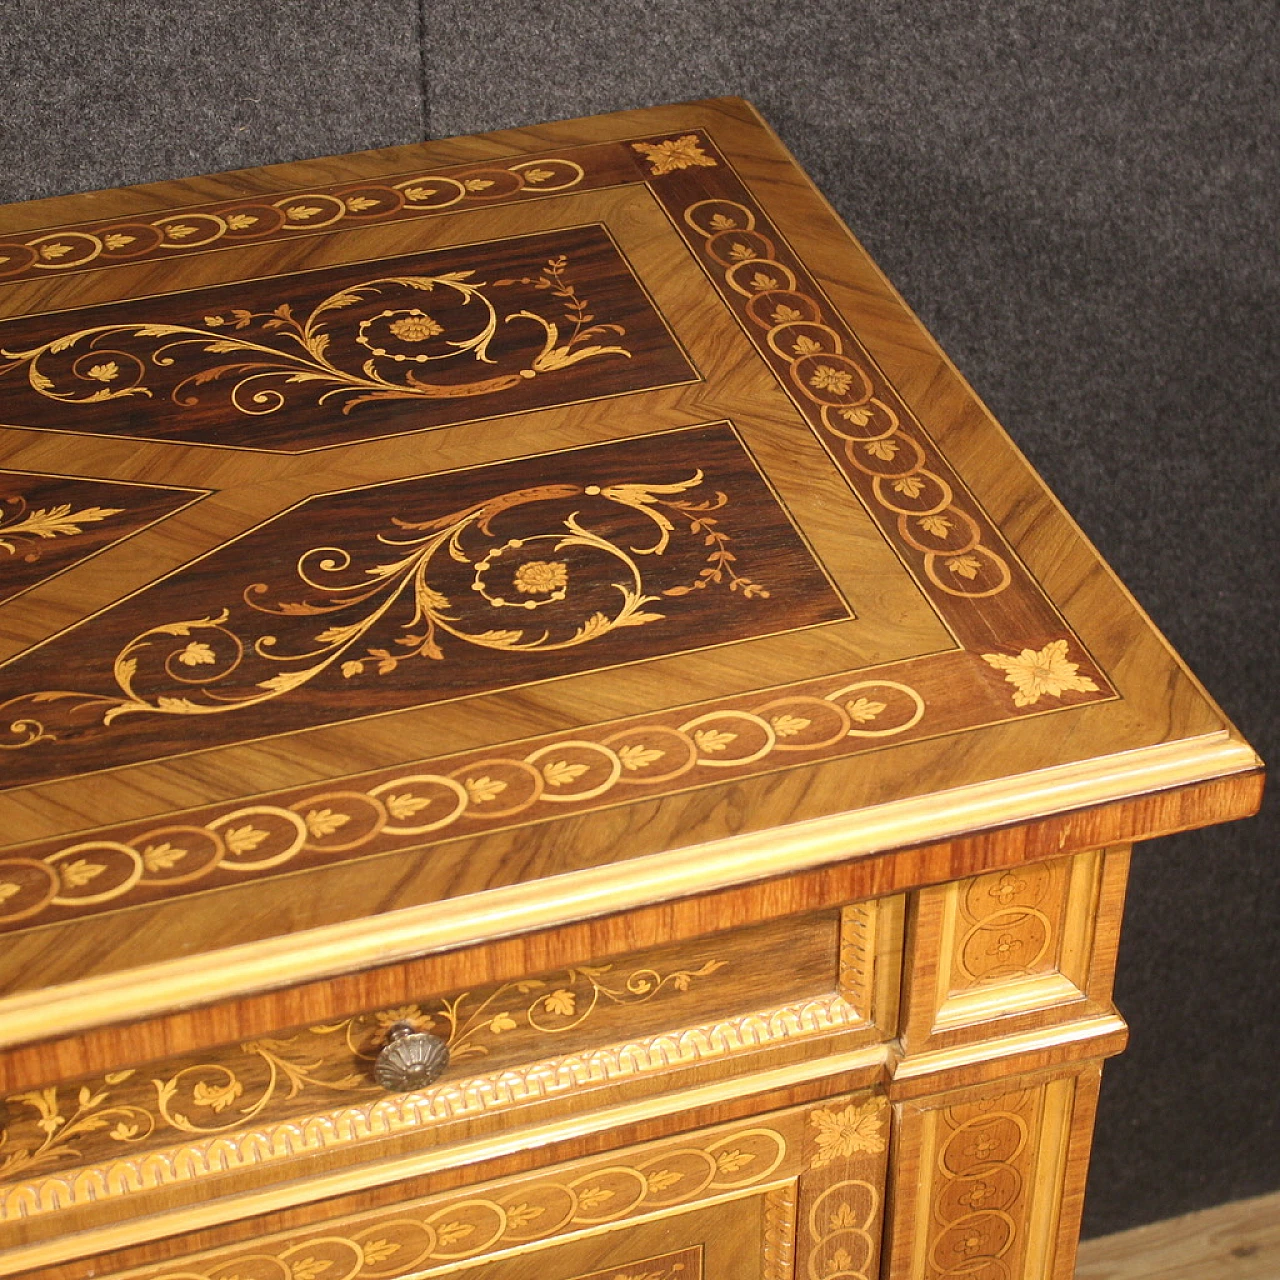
[{"x1": 0, "y1": 97, "x2": 1260, "y2": 1033}]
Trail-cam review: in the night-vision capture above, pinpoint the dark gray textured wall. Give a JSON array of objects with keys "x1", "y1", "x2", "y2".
[{"x1": 1, "y1": 0, "x2": 1275, "y2": 1239}]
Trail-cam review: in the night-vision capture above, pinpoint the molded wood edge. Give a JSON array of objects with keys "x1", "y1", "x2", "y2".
[
  {"x1": 0, "y1": 732, "x2": 1259, "y2": 1052},
  {"x1": 887, "y1": 1014, "x2": 1129, "y2": 1100}
]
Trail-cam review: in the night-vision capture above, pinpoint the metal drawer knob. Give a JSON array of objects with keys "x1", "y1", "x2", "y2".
[{"x1": 374, "y1": 1020, "x2": 451, "y2": 1092}]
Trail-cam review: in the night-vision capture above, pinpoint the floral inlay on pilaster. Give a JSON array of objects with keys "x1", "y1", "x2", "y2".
[{"x1": 809, "y1": 1099, "x2": 887, "y2": 1169}]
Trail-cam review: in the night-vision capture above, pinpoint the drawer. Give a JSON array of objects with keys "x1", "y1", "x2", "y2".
[
  {"x1": 19, "y1": 1090, "x2": 892, "y2": 1280},
  {"x1": 0, "y1": 896, "x2": 903, "y2": 1265}
]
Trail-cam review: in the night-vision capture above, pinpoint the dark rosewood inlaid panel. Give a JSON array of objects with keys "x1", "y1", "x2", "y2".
[
  {"x1": 0, "y1": 471, "x2": 203, "y2": 605},
  {"x1": 0, "y1": 424, "x2": 847, "y2": 787},
  {"x1": 0, "y1": 223, "x2": 695, "y2": 453}
]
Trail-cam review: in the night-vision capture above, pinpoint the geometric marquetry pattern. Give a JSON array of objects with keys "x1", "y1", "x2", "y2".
[
  {"x1": 890, "y1": 1071, "x2": 1091, "y2": 1280},
  {"x1": 925, "y1": 1089, "x2": 1042, "y2": 1276},
  {"x1": 0, "y1": 155, "x2": 601, "y2": 285},
  {"x1": 0, "y1": 673, "x2": 925, "y2": 933},
  {"x1": 903, "y1": 848, "x2": 1112, "y2": 1048}
]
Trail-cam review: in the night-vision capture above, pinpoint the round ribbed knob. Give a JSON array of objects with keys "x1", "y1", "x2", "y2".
[{"x1": 374, "y1": 1020, "x2": 451, "y2": 1092}]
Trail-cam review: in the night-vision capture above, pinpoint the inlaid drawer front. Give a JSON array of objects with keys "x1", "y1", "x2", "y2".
[
  {"x1": 75, "y1": 1092, "x2": 890, "y2": 1280},
  {"x1": 0, "y1": 898, "x2": 902, "y2": 1229},
  {"x1": 900, "y1": 847, "x2": 1129, "y2": 1051}
]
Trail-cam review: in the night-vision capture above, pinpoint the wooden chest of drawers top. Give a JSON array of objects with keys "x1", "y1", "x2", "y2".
[{"x1": 0, "y1": 97, "x2": 1259, "y2": 1057}]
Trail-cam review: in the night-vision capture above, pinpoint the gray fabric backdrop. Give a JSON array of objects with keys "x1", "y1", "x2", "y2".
[{"x1": 1, "y1": 0, "x2": 1275, "y2": 1239}]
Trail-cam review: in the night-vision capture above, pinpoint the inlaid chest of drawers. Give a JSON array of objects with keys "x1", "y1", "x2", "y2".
[{"x1": 0, "y1": 97, "x2": 1262, "y2": 1280}]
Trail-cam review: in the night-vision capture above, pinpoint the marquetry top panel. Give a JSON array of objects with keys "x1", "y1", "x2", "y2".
[{"x1": 0, "y1": 98, "x2": 1256, "y2": 1011}]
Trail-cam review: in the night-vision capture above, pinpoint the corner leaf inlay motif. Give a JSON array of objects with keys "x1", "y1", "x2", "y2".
[
  {"x1": 632, "y1": 135, "x2": 718, "y2": 176},
  {"x1": 809, "y1": 1100, "x2": 886, "y2": 1169},
  {"x1": 981, "y1": 638, "x2": 1100, "y2": 707}
]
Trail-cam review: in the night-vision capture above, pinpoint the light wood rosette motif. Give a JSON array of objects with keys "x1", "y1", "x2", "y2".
[
  {"x1": 627, "y1": 128, "x2": 1111, "y2": 708},
  {"x1": 0, "y1": 126, "x2": 1117, "y2": 943},
  {"x1": 0, "y1": 98, "x2": 1251, "y2": 1280},
  {"x1": 679, "y1": 194, "x2": 1014, "y2": 604},
  {"x1": 62, "y1": 1092, "x2": 900, "y2": 1280}
]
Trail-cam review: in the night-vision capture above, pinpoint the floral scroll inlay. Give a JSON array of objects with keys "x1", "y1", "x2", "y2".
[
  {"x1": 372, "y1": 956, "x2": 727, "y2": 1062},
  {"x1": 0, "y1": 253, "x2": 629, "y2": 421},
  {"x1": 0, "y1": 498, "x2": 124, "y2": 562},
  {"x1": 0, "y1": 955, "x2": 728, "y2": 1180},
  {"x1": 0, "y1": 468, "x2": 770, "y2": 749},
  {"x1": 981, "y1": 638, "x2": 1100, "y2": 707},
  {"x1": 0, "y1": 1077, "x2": 155, "y2": 1180}
]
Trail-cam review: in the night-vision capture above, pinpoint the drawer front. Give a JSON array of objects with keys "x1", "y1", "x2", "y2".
[
  {"x1": 0, "y1": 897, "x2": 903, "y2": 1252},
  {"x1": 39, "y1": 1092, "x2": 891, "y2": 1280}
]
